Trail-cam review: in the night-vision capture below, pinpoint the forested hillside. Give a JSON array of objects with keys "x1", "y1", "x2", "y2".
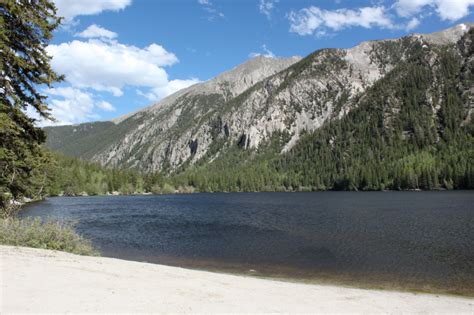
[
  {"x1": 40, "y1": 24, "x2": 474, "y2": 194},
  {"x1": 42, "y1": 154, "x2": 189, "y2": 197},
  {"x1": 171, "y1": 29, "x2": 474, "y2": 191}
]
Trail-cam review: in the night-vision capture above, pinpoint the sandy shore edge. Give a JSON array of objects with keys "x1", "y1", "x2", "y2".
[{"x1": 1, "y1": 245, "x2": 473, "y2": 313}]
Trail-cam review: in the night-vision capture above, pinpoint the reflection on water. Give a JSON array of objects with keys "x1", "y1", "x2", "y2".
[{"x1": 21, "y1": 191, "x2": 474, "y2": 295}]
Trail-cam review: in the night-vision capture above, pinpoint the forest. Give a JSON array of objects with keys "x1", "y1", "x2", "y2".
[{"x1": 170, "y1": 35, "x2": 474, "y2": 192}]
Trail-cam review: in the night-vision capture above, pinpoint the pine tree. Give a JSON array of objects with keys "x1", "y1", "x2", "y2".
[{"x1": 0, "y1": 0, "x2": 63, "y2": 212}]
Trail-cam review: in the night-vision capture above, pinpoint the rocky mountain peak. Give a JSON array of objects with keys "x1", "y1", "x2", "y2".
[
  {"x1": 111, "y1": 55, "x2": 302, "y2": 122},
  {"x1": 210, "y1": 55, "x2": 301, "y2": 86},
  {"x1": 185, "y1": 55, "x2": 302, "y2": 98},
  {"x1": 419, "y1": 22, "x2": 473, "y2": 44}
]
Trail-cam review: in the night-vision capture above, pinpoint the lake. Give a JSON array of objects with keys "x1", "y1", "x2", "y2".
[{"x1": 21, "y1": 191, "x2": 474, "y2": 295}]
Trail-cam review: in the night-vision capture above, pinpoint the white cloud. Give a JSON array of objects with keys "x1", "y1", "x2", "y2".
[
  {"x1": 197, "y1": 0, "x2": 225, "y2": 20},
  {"x1": 75, "y1": 24, "x2": 117, "y2": 39},
  {"x1": 288, "y1": 1, "x2": 472, "y2": 36},
  {"x1": 33, "y1": 89, "x2": 115, "y2": 125},
  {"x1": 139, "y1": 78, "x2": 201, "y2": 101},
  {"x1": 41, "y1": 28, "x2": 202, "y2": 124},
  {"x1": 249, "y1": 44, "x2": 276, "y2": 58},
  {"x1": 39, "y1": 87, "x2": 97, "y2": 126},
  {"x1": 288, "y1": 6, "x2": 394, "y2": 36},
  {"x1": 97, "y1": 101, "x2": 116, "y2": 112},
  {"x1": 395, "y1": 0, "x2": 474, "y2": 21},
  {"x1": 394, "y1": 0, "x2": 432, "y2": 17},
  {"x1": 259, "y1": 0, "x2": 279, "y2": 19},
  {"x1": 46, "y1": 38, "x2": 178, "y2": 96},
  {"x1": 53, "y1": 0, "x2": 132, "y2": 23},
  {"x1": 405, "y1": 17, "x2": 421, "y2": 31}
]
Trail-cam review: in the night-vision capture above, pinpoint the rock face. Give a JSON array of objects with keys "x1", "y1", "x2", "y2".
[
  {"x1": 45, "y1": 23, "x2": 473, "y2": 173},
  {"x1": 95, "y1": 55, "x2": 302, "y2": 171}
]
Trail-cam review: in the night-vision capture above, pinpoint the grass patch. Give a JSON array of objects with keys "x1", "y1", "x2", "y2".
[{"x1": 0, "y1": 217, "x2": 99, "y2": 256}]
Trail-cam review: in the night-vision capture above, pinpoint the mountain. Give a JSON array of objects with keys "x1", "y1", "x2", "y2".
[
  {"x1": 45, "y1": 55, "x2": 301, "y2": 168},
  {"x1": 45, "y1": 24, "x2": 474, "y2": 190}
]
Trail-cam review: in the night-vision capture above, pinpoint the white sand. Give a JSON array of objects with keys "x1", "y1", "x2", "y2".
[{"x1": 1, "y1": 245, "x2": 473, "y2": 313}]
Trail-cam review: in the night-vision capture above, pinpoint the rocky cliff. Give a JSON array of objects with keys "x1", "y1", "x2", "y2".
[{"x1": 45, "y1": 23, "x2": 473, "y2": 175}]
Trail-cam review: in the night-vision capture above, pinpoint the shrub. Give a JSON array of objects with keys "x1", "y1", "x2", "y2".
[
  {"x1": 177, "y1": 185, "x2": 195, "y2": 193},
  {"x1": 0, "y1": 217, "x2": 99, "y2": 256},
  {"x1": 162, "y1": 183, "x2": 176, "y2": 194}
]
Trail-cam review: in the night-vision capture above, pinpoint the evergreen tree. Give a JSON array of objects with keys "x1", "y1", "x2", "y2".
[{"x1": 0, "y1": 0, "x2": 62, "y2": 212}]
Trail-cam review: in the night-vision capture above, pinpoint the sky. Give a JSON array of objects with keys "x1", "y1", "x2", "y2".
[{"x1": 37, "y1": 0, "x2": 474, "y2": 126}]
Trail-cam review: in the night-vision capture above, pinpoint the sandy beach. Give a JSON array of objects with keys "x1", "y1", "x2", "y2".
[{"x1": 1, "y1": 245, "x2": 472, "y2": 313}]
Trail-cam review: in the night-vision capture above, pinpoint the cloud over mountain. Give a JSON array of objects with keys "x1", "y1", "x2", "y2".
[
  {"x1": 288, "y1": 6, "x2": 393, "y2": 36},
  {"x1": 42, "y1": 25, "x2": 199, "y2": 125}
]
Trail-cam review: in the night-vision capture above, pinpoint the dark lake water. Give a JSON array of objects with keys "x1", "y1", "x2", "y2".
[{"x1": 21, "y1": 191, "x2": 474, "y2": 295}]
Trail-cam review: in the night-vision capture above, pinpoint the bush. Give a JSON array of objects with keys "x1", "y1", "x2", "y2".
[
  {"x1": 0, "y1": 217, "x2": 99, "y2": 256},
  {"x1": 177, "y1": 185, "x2": 195, "y2": 193}
]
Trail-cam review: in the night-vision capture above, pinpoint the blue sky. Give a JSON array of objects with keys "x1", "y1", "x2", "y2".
[{"x1": 39, "y1": 0, "x2": 473, "y2": 125}]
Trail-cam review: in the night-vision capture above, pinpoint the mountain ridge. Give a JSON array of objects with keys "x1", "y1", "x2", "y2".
[
  {"x1": 112, "y1": 55, "x2": 302, "y2": 124},
  {"x1": 45, "y1": 23, "x2": 473, "y2": 187},
  {"x1": 110, "y1": 23, "x2": 472, "y2": 125}
]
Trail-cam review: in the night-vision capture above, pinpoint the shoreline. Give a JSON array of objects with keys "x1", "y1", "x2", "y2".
[
  {"x1": 98, "y1": 251, "x2": 474, "y2": 298},
  {"x1": 31, "y1": 188, "x2": 472, "y2": 200},
  {"x1": 1, "y1": 245, "x2": 473, "y2": 313}
]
